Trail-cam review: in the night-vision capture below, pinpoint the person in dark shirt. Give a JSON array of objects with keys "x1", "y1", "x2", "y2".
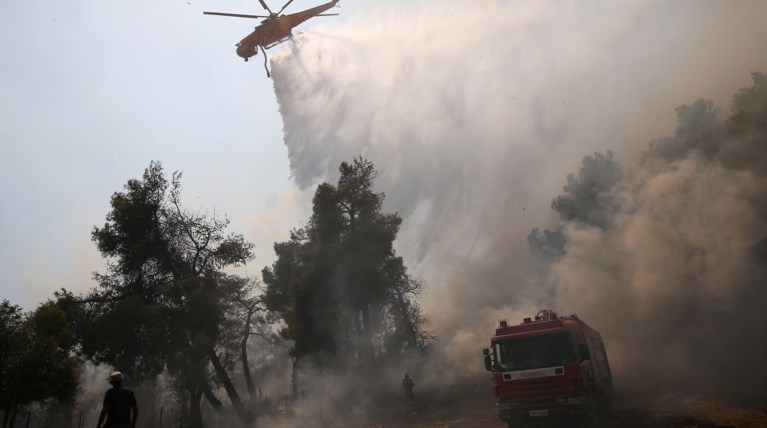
[
  {"x1": 96, "y1": 371, "x2": 138, "y2": 428},
  {"x1": 402, "y1": 372, "x2": 414, "y2": 400}
]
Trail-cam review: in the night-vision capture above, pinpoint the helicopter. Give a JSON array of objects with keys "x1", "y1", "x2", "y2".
[{"x1": 204, "y1": 0, "x2": 339, "y2": 76}]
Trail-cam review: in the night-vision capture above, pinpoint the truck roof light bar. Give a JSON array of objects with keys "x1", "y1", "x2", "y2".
[{"x1": 534, "y1": 309, "x2": 558, "y2": 321}]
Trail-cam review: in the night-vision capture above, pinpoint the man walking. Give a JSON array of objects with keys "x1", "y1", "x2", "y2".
[
  {"x1": 96, "y1": 371, "x2": 138, "y2": 428},
  {"x1": 402, "y1": 372, "x2": 414, "y2": 400}
]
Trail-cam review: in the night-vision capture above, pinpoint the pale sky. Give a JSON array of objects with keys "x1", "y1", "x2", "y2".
[
  {"x1": 3, "y1": 0, "x2": 767, "y2": 316},
  {"x1": 0, "y1": 0, "x2": 385, "y2": 309}
]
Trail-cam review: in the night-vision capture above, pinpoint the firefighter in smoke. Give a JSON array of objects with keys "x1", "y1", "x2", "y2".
[
  {"x1": 402, "y1": 372, "x2": 414, "y2": 400},
  {"x1": 96, "y1": 371, "x2": 138, "y2": 428}
]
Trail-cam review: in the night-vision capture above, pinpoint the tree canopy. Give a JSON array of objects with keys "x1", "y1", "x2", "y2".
[
  {"x1": 72, "y1": 161, "x2": 255, "y2": 427},
  {"x1": 0, "y1": 300, "x2": 79, "y2": 428},
  {"x1": 262, "y1": 157, "x2": 431, "y2": 380},
  {"x1": 528, "y1": 150, "x2": 623, "y2": 258}
]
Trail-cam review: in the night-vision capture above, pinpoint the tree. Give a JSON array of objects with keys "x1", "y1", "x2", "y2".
[
  {"x1": 526, "y1": 227, "x2": 566, "y2": 260},
  {"x1": 0, "y1": 300, "x2": 24, "y2": 427},
  {"x1": 262, "y1": 157, "x2": 431, "y2": 397},
  {"x1": 217, "y1": 275, "x2": 277, "y2": 401},
  {"x1": 527, "y1": 151, "x2": 622, "y2": 259},
  {"x1": 550, "y1": 150, "x2": 623, "y2": 229},
  {"x1": 642, "y1": 99, "x2": 720, "y2": 169},
  {"x1": 78, "y1": 161, "x2": 254, "y2": 427},
  {"x1": 0, "y1": 300, "x2": 78, "y2": 428}
]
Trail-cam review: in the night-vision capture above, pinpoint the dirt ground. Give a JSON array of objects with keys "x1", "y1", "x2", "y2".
[{"x1": 361, "y1": 393, "x2": 767, "y2": 428}]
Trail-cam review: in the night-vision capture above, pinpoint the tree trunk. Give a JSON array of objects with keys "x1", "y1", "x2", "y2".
[
  {"x1": 360, "y1": 306, "x2": 376, "y2": 363},
  {"x1": 8, "y1": 406, "x2": 16, "y2": 428},
  {"x1": 241, "y1": 337, "x2": 256, "y2": 399},
  {"x1": 241, "y1": 309, "x2": 256, "y2": 400},
  {"x1": 291, "y1": 357, "x2": 300, "y2": 400},
  {"x1": 207, "y1": 348, "x2": 247, "y2": 420},
  {"x1": 393, "y1": 289, "x2": 420, "y2": 348},
  {"x1": 189, "y1": 389, "x2": 203, "y2": 428},
  {"x1": 202, "y1": 383, "x2": 223, "y2": 411}
]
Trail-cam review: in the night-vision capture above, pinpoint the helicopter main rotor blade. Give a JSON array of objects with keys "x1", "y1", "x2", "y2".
[
  {"x1": 315, "y1": 13, "x2": 339, "y2": 16},
  {"x1": 203, "y1": 11, "x2": 270, "y2": 19},
  {"x1": 258, "y1": 0, "x2": 273, "y2": 14},
  {"x1": 276, "y1": 0, "x2": 295, "y2": 16}
]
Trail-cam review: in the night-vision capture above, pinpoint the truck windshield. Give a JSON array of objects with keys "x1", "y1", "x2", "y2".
[{"x1": 495, "y1": 333, "x2": 576, "y2": 371}]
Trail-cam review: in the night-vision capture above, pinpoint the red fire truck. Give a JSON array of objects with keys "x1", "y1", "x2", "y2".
[{"x1": 483, "y1": 310, "x2": 613, "y2": 426}]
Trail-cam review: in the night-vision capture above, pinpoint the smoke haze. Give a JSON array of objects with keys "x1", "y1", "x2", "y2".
[{"x1": 269, "y1": 0, "x2": 767, "y2": 397}]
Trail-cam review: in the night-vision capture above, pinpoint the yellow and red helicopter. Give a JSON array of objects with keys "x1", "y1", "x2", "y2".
[{"x1": 204, "y1": 0, "x2": 339, "y2": 76}]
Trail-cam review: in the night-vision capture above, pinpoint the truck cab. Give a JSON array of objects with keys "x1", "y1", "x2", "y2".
[{"x1": 484, "y1": 310, "x2": 613, "y2": 426}]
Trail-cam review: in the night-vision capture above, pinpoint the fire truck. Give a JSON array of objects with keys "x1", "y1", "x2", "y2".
[{"x1": 483, "y1": 310, "x2": 613, "y2": 426}]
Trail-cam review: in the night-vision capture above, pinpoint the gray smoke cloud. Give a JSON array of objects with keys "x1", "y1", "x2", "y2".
[
  {"x1": 268, "y1": 0, "x2": 767, "y2": 399},
  {"x1": 550, "y1": 76, "x2": 767, "y2": 396},
  {"x1": 71, "y1": 363, "x2": 180, "y2": 427}
]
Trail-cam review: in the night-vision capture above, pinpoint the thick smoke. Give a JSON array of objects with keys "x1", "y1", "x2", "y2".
[
  {"x1": 268, "y1": 0, "x2": 767, "y2": 400},
  {"x1": 550, "y1": 76, "x2": 767, "y2": 396},
  {"x1": 69, "y1": 363, "x2": 180, "y2": 428}
]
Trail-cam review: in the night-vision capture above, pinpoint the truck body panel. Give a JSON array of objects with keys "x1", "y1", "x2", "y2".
[{"x1": 484, "y1": 310, "x2": 613, "y2": 426}]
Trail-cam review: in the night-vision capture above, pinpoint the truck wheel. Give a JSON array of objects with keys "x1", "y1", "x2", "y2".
[
  {"x1": 587, "y1": 401, "x2": 603, "y2": 427},
  {"x1": 592, "y1": 409, "x2": 602, "y2": 427},
  {"x1": 599, "y1": 396, "x2": 614, "y2": 421}
]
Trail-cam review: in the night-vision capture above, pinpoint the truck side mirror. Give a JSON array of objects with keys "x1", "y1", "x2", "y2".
[{"x1": 484, "y1": 354, "x2": 492, "y2": 371}]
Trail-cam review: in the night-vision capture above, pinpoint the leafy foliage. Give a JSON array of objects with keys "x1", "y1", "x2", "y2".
[
  {"x1": 71, "y1": 161, "x2": 254, "y2": 425},
  {"x1": 550, "y1": 150, "x2": 623, "y2": 229},
  {"x1": 527, "y1": 151, "x2": 623, "y2": 258},
  {"x1": 0, "y1": 300, "x2": 79, "y2": 424},
  {"x1": 530, "y1": 72, "x2": 767, "y2": 268},
  {"x1": 642, "y1": 72, "x2": 767, "y2": 174},
  {"x1": 526, "y1": 227, "x2": 566, "y2": 260},
  {"x1": 262, "y1": 157, "x2": 431, "y2": 371}
]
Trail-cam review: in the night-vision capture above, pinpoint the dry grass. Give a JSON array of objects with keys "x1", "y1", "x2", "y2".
[
  {"x1": 365, "y1": 393, "x2": 767, "y2": 428},
  {"x1": 252, "y1": 391, "x2": 766, "y2": 427}
]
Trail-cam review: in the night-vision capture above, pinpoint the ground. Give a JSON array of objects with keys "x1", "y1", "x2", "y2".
[
  {"x1": 362, "y1": 393, "x2": 767, "y2": 428},
  {"x1": 256, "y1": 389, "x2": 767, "y2": 427}
]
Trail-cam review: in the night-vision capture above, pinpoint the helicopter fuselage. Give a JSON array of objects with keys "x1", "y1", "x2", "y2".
[{"x1": 236, "y1": 0, "x2": 337, "y2": 60}]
